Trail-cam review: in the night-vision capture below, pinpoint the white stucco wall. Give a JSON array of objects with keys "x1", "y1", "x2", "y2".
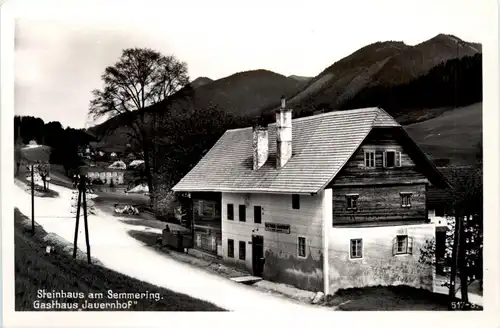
[
  {"x1": 221, "y1": 191, "x2": 326, "y2": 291},
  {"x1": 328, "y1": 223, "x2": 435, "y2": 293}
]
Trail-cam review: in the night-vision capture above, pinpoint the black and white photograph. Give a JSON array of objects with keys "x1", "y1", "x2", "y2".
[{"x1": 1, "y1": 0, "x2": 499, "y2": 326}]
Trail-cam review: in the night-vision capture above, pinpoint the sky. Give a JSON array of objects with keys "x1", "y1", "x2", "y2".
[{"x1": 13, "y1": 0, "x2": 491, "y2": 129}]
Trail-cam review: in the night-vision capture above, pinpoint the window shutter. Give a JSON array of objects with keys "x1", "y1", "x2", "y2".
[
  {"x1": 408, "y1": 237, "x2": 414, "y2": 254},
  {"x1": 383, "y1": 151, "x2": 387, "y2": 167},
  {"x1": 392, "y1": 237, "x2": 397, "y2": 256},
  {"x1": 397, "y1": 152, "x2": 402, "y2": 167}
]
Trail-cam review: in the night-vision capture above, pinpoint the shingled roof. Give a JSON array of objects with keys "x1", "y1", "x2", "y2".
[
  {"x1": 427, "y1": 166, "x2": 479, "y2": 206},
  {"x1": 172, "y1": 107, "x2": 445, "y2": 194}
]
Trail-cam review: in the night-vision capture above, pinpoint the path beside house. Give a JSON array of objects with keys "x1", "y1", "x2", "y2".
[
  {"x1": 434, "y1": 275, "x2": 483, "y2": 306},
  {"x1": 13, "y1": 181, "x2": 483, "y2": 310},
  {"x1": 12, "y1": 182, "x2": 330, "y2": 313}
]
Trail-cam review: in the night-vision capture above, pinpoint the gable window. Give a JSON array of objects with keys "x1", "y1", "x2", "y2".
[
  {"x1": 400, "y1": 192, "x2": 412, "y2": 208},
  {"x1": 350, "y1": 239, "x2": 363, "y2": 259},
  {"x1": 297, "y1": 236, "x2": 307, "y2": 258},
  {"x1": 239, "y1": 241, "x2": 246, "y2": 260},
  {"x1": 346, "y1": 194, "x2": 359, "y2": 211},
  {"x1": 383, "y1": 151, "x2": 402, "y2": 168},
  {"x1": 227, "y1": 204, "x2": 234, "y2": 220},
  {"x1": 393, "y1": 235, "x2": 413, "y2": 255},
  {"x1": 239, "y1": 205, "x2": 246, "y2": 222},
  {"x1": 364, "y1": 150, "x2": 376, "y2": 168},
  {"x1": 254, "y1": 206, "x2": 262, "y2": 224},
  {"x1": 227, "y1": 239, "x2": 234, "y2": 258},
  {"x1": 292, "y1": 194, "x2": 300, "y2": 209}
]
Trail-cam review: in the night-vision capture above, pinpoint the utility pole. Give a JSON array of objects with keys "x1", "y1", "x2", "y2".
[
  {"x1": 448, "y1": 215, "x2": 462, "y2": 308},
  {"x1": 191, "y1": 195, "x2": 196, "y2": 249},
  {"x1": 459, "y1": 216, "x2": 469, "y2": 304},
  {"x1": 31, "y1": 164, "x2": 35, "y2": 235},
  {"x1": 72, "y1": 174, "x2": 92, "y2": 264}
]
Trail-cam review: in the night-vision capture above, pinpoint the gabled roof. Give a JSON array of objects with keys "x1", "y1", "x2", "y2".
[{"x1": 172, "y1": 107, "x2": 447, "y2": 194}]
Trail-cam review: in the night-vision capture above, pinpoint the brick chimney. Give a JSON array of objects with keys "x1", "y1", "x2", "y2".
[
  {"x1": 252, "y1": 123, "x2": 269, "y2": 170},
  {"x1": 276, "y1": 96, "x2": 292, "y2": 168}
]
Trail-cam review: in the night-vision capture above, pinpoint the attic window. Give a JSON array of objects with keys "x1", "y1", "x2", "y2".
[
  {"x1": 383, "y1": 151, "x2": 401, "y2": 168},
  {"x1": 364, "y1": 150, "x2": 375, "y2": 168}
]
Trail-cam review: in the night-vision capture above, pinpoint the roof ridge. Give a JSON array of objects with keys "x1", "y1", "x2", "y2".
[{"x1": 225, "y1": 107, "x2": 381, "y2": 132}]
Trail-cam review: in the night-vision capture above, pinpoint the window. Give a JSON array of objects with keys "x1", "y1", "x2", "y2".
[
  {"x1": 292, "y1": 194, "x2": 300, "y2": 209},
  {"x1": 228, "y1": 239, "x2": 234, "y2": 258},
  {"x1": 254, "y1": 206, "x2": 262, "y2": 223},
  {"x1": 239, "y1": 241, "x2": 246, "y2": 260},
  {"x1": 383, "y1": 151, "x2": 401, "y2": 168},
  {"x1": 297, "y1": 236, "x2": 306, "y2": 258},
  {"x1": 227, "y1": 204, "x2": 234, "y2": 220},
  {"x1": 393, "y1": 235, "x2": 413, "y2": 255},
  {"x1": 350, "y1": 239, "x2": 363, "y2": 259},
  {"x1": 346, "y1": 194, "x2": 359, "y2": 211},
  {"x1": 400, "y1": 193, "x2": 412, "y2": 208},
  {"x1": 364, "y1": 150, "x2": 375, "y2": 168},
  {"x1": 239, "y1": 205, "x2": 246, "y2": 222}
]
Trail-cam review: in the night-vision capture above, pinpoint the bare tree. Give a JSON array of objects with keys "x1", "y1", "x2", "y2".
[
  {"x1": 36, "y1": 163, "x2": 50, "y2": 192},
  {"x1": 88, "y1": 48, "x2": 190, "y2": 205}
]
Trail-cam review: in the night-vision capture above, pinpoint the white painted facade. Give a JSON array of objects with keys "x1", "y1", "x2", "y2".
[
  {"x1": 221, "y1": 191, "x2": 326, "y2": 290},
  {"x1": 220, "y1": 189, "x2": 435, "y2": 294},
  {"x1": 328, "y1": 223, "x2": 435, "y2": 293}
]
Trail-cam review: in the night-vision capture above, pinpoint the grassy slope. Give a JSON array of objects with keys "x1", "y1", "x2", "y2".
[
  {"x1": 404, "y1": 102, "x2": 482, "y2": 165},
  {"x1": 14, "y1": 208, "x2": 224, "y2": 311}
]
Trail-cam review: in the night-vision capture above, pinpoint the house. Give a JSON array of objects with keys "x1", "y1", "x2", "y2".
[
  {"x1": 87, "y1": 167, "x2": 125, "y2": 185},
  {"x1": 172, "y1": 98, "x2": 449, "y2": 295}
]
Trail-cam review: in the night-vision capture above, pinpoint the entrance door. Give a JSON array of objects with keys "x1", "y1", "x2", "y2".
[{"x1": 252, "y1": 235, "x2": 264, "y2": 277}]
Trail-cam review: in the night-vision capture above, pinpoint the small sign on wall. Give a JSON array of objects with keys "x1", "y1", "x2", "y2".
[{"x1": 265, "y1": 222, "x2": 290, "y2": 234}]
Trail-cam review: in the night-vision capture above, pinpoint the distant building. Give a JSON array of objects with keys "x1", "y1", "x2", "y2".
[{"x1": 87, "y1": 167, "x2": 125, "y2": 185}]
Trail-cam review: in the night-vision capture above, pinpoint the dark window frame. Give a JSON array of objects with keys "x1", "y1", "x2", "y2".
[
  {"x1": 400, "y1": 192, "x2": 412, "y2": 208},
  {"x1": 346, "y1": 194, "x2": 359, "y2": 211},
  {"x1": 292, "y1": 194, "x2": 300, "y2": 209},
  {"x1": 238, "y1": 205, "x2": 246, "y2": 222},
  {"x1": 227, "y1": 204, "x2": 234, "y2": 220},
  {"x1": 228, "y1": 239, "x2": 234, "y2": 258},
  {"x1": 297, "y1": 236, "x2": 306, "y2": 258},
  {"x1": 254, "y1": 206, "x2": 262, "y2": 224},
  {"x1": 383, "y1": 150, "x2": 402, "y2": 168},
  {"x1": 350, "y1": 238, "x2": 363, "y2": 259},
  {"x1": 239, "y1": 241, "x2": 246, "y2": 260}
]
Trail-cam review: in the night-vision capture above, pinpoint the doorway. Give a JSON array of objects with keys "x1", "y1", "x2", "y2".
[{"x1": 252, "y1": 235, "x2": 264, "y2": 277}]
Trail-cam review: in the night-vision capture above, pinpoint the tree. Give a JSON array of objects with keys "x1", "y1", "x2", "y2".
[
  {"x1": 419, "y1": 165, "x2": 483, "y2": 304},
  {"x1": 35, "y1": 163, "x2": 50, "y2": 192},
  {"x1": 88, "y1": 48, "x2": 190, "y2": 206}
]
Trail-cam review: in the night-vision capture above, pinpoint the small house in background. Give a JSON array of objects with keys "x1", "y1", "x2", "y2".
[
  {"x1": 173, "y1": 98, "x2": 450, "y2": 295},
  {"x1": 87, "y1": 167, "x2": 125, "y2": 185}
]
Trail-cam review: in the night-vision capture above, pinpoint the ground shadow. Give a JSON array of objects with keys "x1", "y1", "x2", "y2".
[{"x1": 127, "y1": 230, "x2": 162, "y2": 246}]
